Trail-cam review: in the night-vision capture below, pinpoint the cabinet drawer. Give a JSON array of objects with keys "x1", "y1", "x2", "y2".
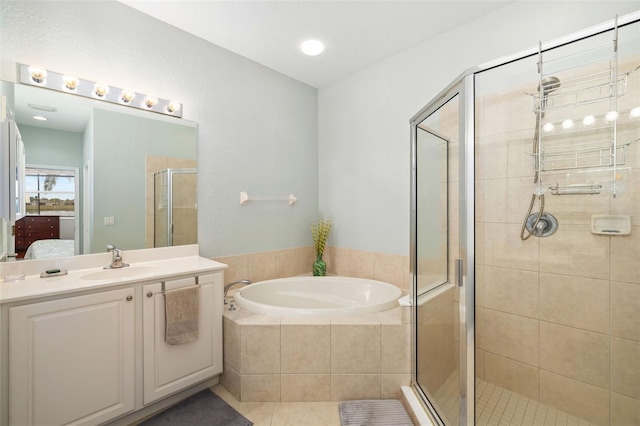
[
  {"x1": 15, "y1": 238, "x2": 27, "y2": 250},
  {"x1": 25, "y1": 216, "x2": 57, "y2": 223},
  {"x1": 25, "y1": 224, "x2": 59, "y2": 232},
  {"x1": 25, "y1": 231, "x2": 58, "y2": 239}
]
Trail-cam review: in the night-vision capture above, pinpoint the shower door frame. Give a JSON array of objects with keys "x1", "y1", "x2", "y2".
[
  {"x1": 410, "y1": 73, "x2": 476, "y2": 426},
  {"x1": 410, "y1": 10, "x2": 640, "y2": 426},
  {"x1": 154, "y1": 168, "x2": 196, "y2": 247}
]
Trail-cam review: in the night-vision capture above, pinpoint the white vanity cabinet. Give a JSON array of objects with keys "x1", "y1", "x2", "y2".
[
  {"x1": 1, "y1": 258, "x2": 226, "y2": 426},
  {"x1": 9, "y1": 287, "x2": 136, "y2": 426},
  {"x1": 142, "y1": 273, "x2": 223, "y2": 404}
]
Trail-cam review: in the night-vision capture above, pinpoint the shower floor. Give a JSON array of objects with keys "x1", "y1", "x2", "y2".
[{"x1": 431, "y1": 372, "x2": 599, "y2": 426}]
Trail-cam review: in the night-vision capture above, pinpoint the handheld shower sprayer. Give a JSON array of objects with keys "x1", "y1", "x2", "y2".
[
  {"x1": 520, "y1": 75, "x2": 561, "y2": 240},
  {"x1": 538, "y1": 76, "x2": 561, "y2": 111}
]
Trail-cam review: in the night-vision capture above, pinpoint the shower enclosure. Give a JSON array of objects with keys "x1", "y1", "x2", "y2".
[
  {"x1": 153, "y1": 168, "x2": 197, "y2": 248},
  {"x1": 411, "y1": 13, "x2": 640, "y2": 426}
]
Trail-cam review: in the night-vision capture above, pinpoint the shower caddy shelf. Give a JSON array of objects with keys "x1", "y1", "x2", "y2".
[{"x1": 528, "y1": 18, "x2": 636, "y2": 197}]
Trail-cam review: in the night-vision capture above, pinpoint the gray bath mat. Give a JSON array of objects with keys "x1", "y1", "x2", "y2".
[
  {"x1": 339, "y1": 399, "x2": 413, "y2": 425},
  {"x1": 139, "y1": 388, "x2": 253, "y2": 426}
]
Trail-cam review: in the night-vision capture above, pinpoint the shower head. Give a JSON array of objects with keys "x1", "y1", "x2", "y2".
[{"x1": 538, "y1": 76, "x2": 561, "y2": 95}]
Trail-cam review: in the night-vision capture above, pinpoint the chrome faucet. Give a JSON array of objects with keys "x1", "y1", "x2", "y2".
[
  {"x1": 223, "y1": 279, "x2": 252, "y2": 309},
  {"x1": 104, "y1": 244, "x2": 130, "y2": 269}
]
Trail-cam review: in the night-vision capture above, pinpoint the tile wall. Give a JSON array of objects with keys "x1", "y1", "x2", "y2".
[
  {"x1": 220, "y1": 307, "x2": 411, "y2": 402},
  {"x1": 475, "y1": 53, "x2": 640, "y2": 425},
  {"x1": 215, "y1": 246, "x2": 410, "y2": 291},
  {"x1": 214, "y1": 246, "x2": 411, "y2": 402}
]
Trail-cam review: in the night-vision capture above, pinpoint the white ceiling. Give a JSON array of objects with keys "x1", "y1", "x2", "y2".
[
  {"x1": 15, "y1": 84, "x2": 93, "y2": 133},
  {"x1": 120, "y1": 1, "x2": 514, "y2": 88}
]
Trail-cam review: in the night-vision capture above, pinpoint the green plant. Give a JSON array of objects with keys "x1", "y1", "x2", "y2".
[{"x1": 310, "y1": 215, "x2": 332, "y2": 257}]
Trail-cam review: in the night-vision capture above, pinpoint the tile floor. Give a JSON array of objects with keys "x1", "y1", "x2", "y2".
[
  {"x1": 430, "y1": 373, "x2": 600, "y2": 426},
  {"x1": 214, "y1": 375, "x2": 603, "y2": 426},
  {"x1": 212, "y1": 384, "x2": 342, "y2": 426}
]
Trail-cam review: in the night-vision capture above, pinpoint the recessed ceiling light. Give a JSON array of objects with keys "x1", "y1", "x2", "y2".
[
  {"x1": 33, "y1": 115, "x2": 48, "y2": 121},
  {"x1": 301, "y1": 39, "x2": 324, "y2": 56}
]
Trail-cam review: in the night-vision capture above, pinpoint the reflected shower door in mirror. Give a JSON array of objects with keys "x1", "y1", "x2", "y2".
[
  {"x1": 415, "y1": 93, "x2": 461, "y2": 425},
  {"x1": 153, "y1": 168, "x2": 197, "y2": 248},
  {"x1": 1, "y1": 81, "x2": 197, "y2": 260}
]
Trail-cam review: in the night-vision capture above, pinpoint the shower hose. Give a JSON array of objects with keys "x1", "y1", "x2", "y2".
[{"x1": 520, "y1": 110, "x2": 545, "y2": 240}]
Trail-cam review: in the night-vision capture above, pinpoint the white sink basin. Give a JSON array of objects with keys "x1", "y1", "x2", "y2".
[{"x1": 80, "y1": 266, "x2": 156, "y2": 281}]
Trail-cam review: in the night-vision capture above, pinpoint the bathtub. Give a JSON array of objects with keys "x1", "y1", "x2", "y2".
[{"x1": 232, "y1": 276, "x2": 402, "y2": 317}]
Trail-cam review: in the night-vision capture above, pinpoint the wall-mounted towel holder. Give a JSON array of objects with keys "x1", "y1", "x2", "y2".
[{"x1": 240, "y1": 191, "x2": 297, "y2": 206}]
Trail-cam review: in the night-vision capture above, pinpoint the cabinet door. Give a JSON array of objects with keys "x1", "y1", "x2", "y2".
[
  {"x1": 142, "y1": 273, "x2": 223, "y2": 404},
  {"x1": 10, "y1": 288, "x2": 136, "y2": 426}
]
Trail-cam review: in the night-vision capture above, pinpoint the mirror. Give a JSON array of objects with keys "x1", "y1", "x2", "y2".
[{"x1": 2, "y1": 81, "x2": 197, "y2": 261}]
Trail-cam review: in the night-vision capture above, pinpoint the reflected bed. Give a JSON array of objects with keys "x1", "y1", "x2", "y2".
[{"x1": 24, "y1": 239, "x2": 75, "y2": 260}]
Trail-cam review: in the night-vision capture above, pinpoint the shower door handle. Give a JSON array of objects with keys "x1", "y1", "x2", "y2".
[{"x1": 455, "y1": 258, "x2": 463, "y2": 287}]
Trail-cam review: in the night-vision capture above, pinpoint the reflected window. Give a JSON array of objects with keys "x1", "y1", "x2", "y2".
[{"x1": 25, "y1": 167, "x2": 76, "y2": 216}]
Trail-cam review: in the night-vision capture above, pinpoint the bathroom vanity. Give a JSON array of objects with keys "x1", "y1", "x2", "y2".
[{"x1": 0, "y1": 245, "x2": 227, "y2": 426}]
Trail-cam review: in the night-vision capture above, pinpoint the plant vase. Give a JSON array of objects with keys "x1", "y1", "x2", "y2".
[{"x1": 312, "y1": 255, "x2": 327, "y2": 276}]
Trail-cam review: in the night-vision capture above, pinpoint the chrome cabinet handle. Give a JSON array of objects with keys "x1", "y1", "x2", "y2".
[
  {"x1": 126, "y1": 295, "x2": 133, "y2": 301},
  {"x1": 147, "y1": 292, "x2": 153, "y2": 298}
]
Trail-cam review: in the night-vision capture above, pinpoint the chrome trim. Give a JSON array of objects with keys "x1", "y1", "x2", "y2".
[
  {"x1": 461, "y1": 73, "x2": 476, "y2": 426},
  {"x1": 455, "y1": 258, "x2": 463, "y2": 288},
  {"x1": 410, "y1": 82, "x2": 463, "y2": 426}
]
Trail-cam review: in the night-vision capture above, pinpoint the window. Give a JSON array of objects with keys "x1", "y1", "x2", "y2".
[{"x1": 25, "y1": 168, "x2": 76, "y2": 216}]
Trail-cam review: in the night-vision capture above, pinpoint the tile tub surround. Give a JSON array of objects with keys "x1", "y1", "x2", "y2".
[
  {"x1": 215, "y1": 246, "x2": 410, "y2": 291},
  {"x1": 220, "y1": 306, "x2": 411, "y2": 402}
]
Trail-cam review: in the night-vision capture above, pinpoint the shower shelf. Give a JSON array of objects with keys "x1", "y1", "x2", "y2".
[
  {"x1": 527, "y1": 19, "x2": 636, "y2": 197},
  {"x1": 530, "y1": 69, "x2": 628, "y2": 112},
  {"x1": 535, "y1": 139, "x2": 633, "y2": 172},
  {"x1": 549, "y1": 183, "x2": 603, "y2": 196}
]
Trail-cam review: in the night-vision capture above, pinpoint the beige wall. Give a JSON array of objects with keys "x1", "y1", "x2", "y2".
[
  {"x1": 475, "y1": 52, "x2": 640, "y2": 425},
  {"x1": 215, "y1": 246, "x2": 410, "y2": 291}
]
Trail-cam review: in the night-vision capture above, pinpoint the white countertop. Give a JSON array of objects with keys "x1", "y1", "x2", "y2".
[{"x1": 0, "y1": 245, "x2": 227, "y2": 304}]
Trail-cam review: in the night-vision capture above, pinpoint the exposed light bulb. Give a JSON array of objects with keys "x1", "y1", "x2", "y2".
[
  {"x1": 629, "y1": 106, "x2": 640, "y2": 119},
  {"x1": 543, "y1": 122, "x2": 555, "y2": 132},
  {"x1": 144, "y1": 96, "x2": 158, "y2": 109},
  {"x1": 29, "y1": 65, "x2": 47, "y2": 84},
  {"x1": 301, "y1": 39, "x2": 325, "y2": 56},
  {"x1": 605, "y1": 110, "x2": 619, "y2": 123},
  {"x1": 62, "y1": 75, "x2": 79, "y2": 91},
  {"x1": 562, "y1": 119, "x2": 574, "y2": 130},
  {"x1": 120, "y1": 90, "x2": 135, "y2": 104},
  {"x1": 94, "y1": 83, "x2": 110, "y2": 98},
  {"x1": 166, "y1": 101, "x2": 181, "y2": 114},
  {"x1": 583, "y1": 115, "x2": 595, "y2": 126}
]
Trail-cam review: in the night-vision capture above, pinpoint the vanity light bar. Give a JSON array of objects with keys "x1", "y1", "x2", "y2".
[{"x1": 18, "y1": 64, "x2": 183, "y2": 118}]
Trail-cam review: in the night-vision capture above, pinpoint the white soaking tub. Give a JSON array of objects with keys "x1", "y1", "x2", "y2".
[{"x1": 233, "y1": 276, "x2": 402, "y2": 317}]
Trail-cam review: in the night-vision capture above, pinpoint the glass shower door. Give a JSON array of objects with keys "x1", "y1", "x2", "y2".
[
  {"x1": 412, "y1": 77, "x2": 475, "y2": 425},
  {"x1": 154, "y1": 168, "x2": 197, "y2": 248}
]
